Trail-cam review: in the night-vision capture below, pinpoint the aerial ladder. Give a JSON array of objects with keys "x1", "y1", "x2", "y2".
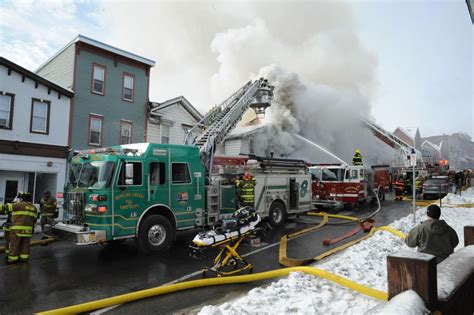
[
  {"x1": 184, "y1": 78, "x2": 274, "y2": 175},
  {"x1": 360, "y1": 116, "x2": 423, "y2": 168}
]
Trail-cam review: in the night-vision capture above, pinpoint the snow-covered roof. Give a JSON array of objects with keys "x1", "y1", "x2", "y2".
[
  {"x1": 421, "y1": 140, "x2": 442, "y2": 153},
  {"x1": 150, "y1": 96, "x2": 203, "y2": 121},
  {"x1": 36, "y1": 35, "x2": 155, "y2": 72}
]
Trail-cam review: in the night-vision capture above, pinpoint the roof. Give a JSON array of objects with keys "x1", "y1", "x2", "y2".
[
  {"x1": 0, "y1": 57, "x2": 74, "y2": 98},
  {"x1": 150, "y1": 96, "x2": 203, "y2": 121},
  {"x1": 227, "y1": 118, "x2": 267, "y2": 139},
  {"x1": 36, "y1": 34, "x2": 155, "y2": 72},
  {"x1": 394, "y1": 126, "x2": 417, "y2": 141},
  {"x1": 421, "y1": 140, "x2": 442, "y2": 153}
]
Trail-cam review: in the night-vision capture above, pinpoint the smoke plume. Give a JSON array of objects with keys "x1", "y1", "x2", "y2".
[{"x1": 101, "y1": 1, "x2": 395, "y2": 165}]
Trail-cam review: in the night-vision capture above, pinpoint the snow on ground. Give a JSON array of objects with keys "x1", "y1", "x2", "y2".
[
  {"x1": 365, "y1": 290, "x2": 429, "y2": 315},
  {"x1": 199, "y1": 189, "x2": 474, "y2": 315},
  {"x1": 442, "y1": 188, "x2": 474, "y2": 204}
]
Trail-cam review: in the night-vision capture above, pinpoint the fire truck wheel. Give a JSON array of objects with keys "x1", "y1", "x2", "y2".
[
  {"x1": 268, "y1": 201, "x2": 286, "y2": 228},
  {"x1": 139, "y1": 215, "x2": 174, "y2": 253}
]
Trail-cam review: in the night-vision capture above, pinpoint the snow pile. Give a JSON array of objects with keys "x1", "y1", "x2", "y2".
[
  {"x1": 437, "y1": 246, "x2": 474, "y2": 300},
  {"x1": 442, "y1": 187, "x2": 474, "y2": 205},
  {"x1": 199, "y1": 193, "x2": 474, "y2": 314},
  {"x1": 365, "y1": 290, "x2": 429, "y2": 315}
]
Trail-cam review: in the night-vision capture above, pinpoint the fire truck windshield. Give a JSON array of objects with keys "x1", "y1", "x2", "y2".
[
  {"x1": 68, "y1": 162, "x2": 115, "y2": 189},
  {"x1": 321, "y1": 168, "x2": 344, "y2": 181}
]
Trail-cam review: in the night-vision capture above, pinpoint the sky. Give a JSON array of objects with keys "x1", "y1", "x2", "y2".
[{"x1": 0, "y1": 0, "x2": 472, "y2": 138}]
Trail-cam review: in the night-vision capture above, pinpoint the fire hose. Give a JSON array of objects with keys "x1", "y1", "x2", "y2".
[
  {"x1": 38, "y1": 191, "x2": 407, "y2": 314},
  {"x1": 36, "y1": 266, "x2": 388, "y2": 314}
]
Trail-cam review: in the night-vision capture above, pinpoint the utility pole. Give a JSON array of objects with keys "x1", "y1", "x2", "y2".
[{"x1": 410, "y1": 149, "x2": 417, "y2": 225}]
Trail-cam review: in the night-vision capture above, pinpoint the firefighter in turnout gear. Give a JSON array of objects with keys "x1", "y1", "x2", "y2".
[
  {"x1": 394, "y1": 177, "x2": 405, "y2": 201},
  {"x1": 352, "y1": 149, "x2": 363, "y2": 166},
  {"x1": 4, "y1": 192, "x2": 37, "y2": 264},
  {"x1": 39, "y1": 190, "x2": 57, "y2": 236},
  {"x1": 235, "y1": 172, "x2": 257, "y2": 208},
  {"x1": 0, "y1": 203, "x2": 13, "y2": 262}
]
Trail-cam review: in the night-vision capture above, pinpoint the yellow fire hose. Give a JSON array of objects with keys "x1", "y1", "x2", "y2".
[
  {"x1": 38, "y1": 211, "x2": 406, "y2": 314},
  {"x1": 279, "y1": 212, "x2": 406, "y2": 267},
  {"x1": 37, "y1": 266, "x2": 388, "y2": 314}
]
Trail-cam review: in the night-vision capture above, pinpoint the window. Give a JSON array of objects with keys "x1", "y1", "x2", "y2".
[
  {"x1": 322, "y1": 168, "x2": 343, "y2": 181},
  {"x1": 92, "y1": 64, "x2": 106, "y2": 95},
  {"x1": 118, "y1": 162, "x2": 142, "y2": 186},
  {"x1": 30, "y1": 98, "x2": 50, "y2": 134},
  {"x1": 88, "y1": 115, "x2": 103, "y2": 146},
  {"x1": 172, "y1": 163, "x2": 191, "y2": 184},
  {"x1": 122, "y1": 73, "x2": 135, "y2": 102},
  {"x1": 120, "y1": 120, "x2": 132, "y2": 144},
  {"x1": 150, "y1": 162, "x2": 166, "y2": 185},
  {"x1": 161, "y1": 124, "x2": 170, "y2": 144},
  {"x1": 0, "y1": 92, "x2": 14, "y2": 129}
]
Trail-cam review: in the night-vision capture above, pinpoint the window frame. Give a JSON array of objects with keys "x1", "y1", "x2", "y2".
[
  {"x1": 117, "y1": 161, "x2": 143, "y2": 187},
  {"x1": 0, "y1": 92, "x2": 15, "y2": 130},
  {"x1": 150, "y1": 161, "x2": 166, "y2": 186},
  {"x1": 171, "y1": 162, "x2": 192, "y2": 185},
  {"x1": 119, "y1": 119, "x2": 133, "y2": 144},
  {"x1": 91, "y1": 63, "x2": 106, "y2": 96},
  {"x1": 88, "y1": 114, "x2": 104, "y2": 146},
  {"x1": 161, "y1": 123, "x2": 170, "y2": 144},
  {"x1": 29, "y1": 98, "x2": 51, "y2": 135},
  {"x1": 122, "y1": 72, "x2": 135, "y2": 102}
]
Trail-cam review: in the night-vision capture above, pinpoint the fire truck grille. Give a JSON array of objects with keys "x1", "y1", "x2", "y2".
[{"x1": 64, "y1": 192, "x2": 85, "y2": 222}]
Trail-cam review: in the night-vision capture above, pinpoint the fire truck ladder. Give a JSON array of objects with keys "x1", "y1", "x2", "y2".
[
  {"x1": 360, "y1": 116, "x2": 423, "y2": 167},
  {"x1": 185, "y1": 78, "x2": 274, "y2": 173}
]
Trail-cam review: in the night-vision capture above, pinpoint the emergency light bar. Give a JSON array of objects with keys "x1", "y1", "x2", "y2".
[{"x1": 75, "y1": 147, "x2": 140, "y2": 156}]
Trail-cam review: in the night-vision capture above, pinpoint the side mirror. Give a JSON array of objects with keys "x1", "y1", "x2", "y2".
[{"x1": 125, "y1": 163, "x2": 134, "y2": 179}]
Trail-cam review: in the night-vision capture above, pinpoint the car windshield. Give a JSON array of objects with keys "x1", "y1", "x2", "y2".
[{"x1": 67, "y1": 162, "x2": 115, "y2": 189}]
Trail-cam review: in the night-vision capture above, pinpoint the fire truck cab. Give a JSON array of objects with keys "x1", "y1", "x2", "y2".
[{"x1": 309, "y1": 164, "x2": 389, "y2": 210}]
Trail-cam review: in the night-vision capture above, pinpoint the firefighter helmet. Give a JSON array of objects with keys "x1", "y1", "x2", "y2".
[
  {"x1": 17, "y1": 191, "x2": 32, "y2": 201},
  {"x1": 243, "y1": 172, "x2": 253, "y2": 180}
]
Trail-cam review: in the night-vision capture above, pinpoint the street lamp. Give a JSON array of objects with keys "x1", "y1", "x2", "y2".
[{"x1": 410, "y1": 148, "x2": 417, "y2": 224}]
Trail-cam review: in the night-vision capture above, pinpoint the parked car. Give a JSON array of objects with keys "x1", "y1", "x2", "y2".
[{"x1": 422, "y1": 176, "x2": 451, "y2": 199}]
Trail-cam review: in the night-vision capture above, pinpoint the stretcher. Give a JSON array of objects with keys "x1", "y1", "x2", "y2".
[{"x1": 190, "y1": 208, "x2": 261, "y2": 277}]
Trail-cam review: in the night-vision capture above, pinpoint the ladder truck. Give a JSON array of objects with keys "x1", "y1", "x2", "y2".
[
  {"x1": 53, "y1": 78, "x2": 312, "y2": 252},
  {"x1": 360, "y1": 116, "x2": 423, "y2": 168}
]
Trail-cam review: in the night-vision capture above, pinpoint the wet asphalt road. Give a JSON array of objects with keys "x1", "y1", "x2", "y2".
[{"x1": 0, "y1": 194, "x2": 413, "y2": 314}]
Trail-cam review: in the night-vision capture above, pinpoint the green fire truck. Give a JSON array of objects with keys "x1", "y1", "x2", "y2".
[{"x1": 53, "y1": 144, "x2": 311, "y2": 252}]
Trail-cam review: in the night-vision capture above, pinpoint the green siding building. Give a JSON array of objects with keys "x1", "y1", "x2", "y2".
[{"x1": 36, "y1": 35, "x2": 155, "y2": 150}]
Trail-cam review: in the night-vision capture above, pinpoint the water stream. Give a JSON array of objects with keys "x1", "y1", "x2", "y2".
[{"x1": 293, "y1": 134, "x2": 348, "y2": 165}]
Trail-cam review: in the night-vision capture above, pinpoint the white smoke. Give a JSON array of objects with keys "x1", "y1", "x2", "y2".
[{"x1": 101, "y1": 1, "x2": 394, "y2": 165}]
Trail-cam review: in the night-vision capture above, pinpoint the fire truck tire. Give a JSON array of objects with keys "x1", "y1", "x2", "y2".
[
  {"x1": 138, "y1": 215, "x2": 174, "y2": 253},
  {"x1": 268, "y1": 201, "x2": 287, "y2": 228}
]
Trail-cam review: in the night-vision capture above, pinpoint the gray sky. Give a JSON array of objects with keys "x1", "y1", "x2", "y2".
[{"x1": 1, "y1": 0, "x2": 472, "y2": 138}]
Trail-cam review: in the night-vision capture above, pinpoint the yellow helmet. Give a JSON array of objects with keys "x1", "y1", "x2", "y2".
[{"x1": 355, "y1": 149, "x2": 361, "y2": 154}]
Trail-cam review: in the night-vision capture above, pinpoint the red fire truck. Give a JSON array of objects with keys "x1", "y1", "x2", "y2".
[{"x1": 309, "y1": 164, "x2": 390, "y2": 210}]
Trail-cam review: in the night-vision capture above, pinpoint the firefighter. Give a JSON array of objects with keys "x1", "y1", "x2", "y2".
[
  {"x1": 352, "y1": 149, "x2": 363, "y2": 166},
  {"x1": 0, "y1": 202, "x2": 13, "y2": 262},
  {"x1": 235, "y1": 172, "x2": 257, "y2": 208},
  {"x1": 5, "y1": 192, "x2": 37, "y2": 264},
  {"x1": 415, "y1": 175, "x2": 424, "y2": 199},
  {"x1": 394, "y1": 177, "x2": 405, "y2": 201},
  {"x1": 39, "y1": 190, "x2": 57, "y2": 236}
]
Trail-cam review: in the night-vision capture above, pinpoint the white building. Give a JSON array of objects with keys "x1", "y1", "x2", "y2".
[
  {"x1": 147, "y1": 96, "x2": 202, "y2": 144},
  {"x1": 0, "y1": 57, "x2": 73, "y2": 204}
]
